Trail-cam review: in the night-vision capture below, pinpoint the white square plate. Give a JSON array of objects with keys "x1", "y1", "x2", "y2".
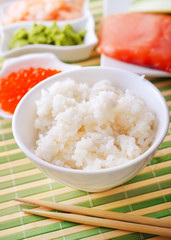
[{"x1": 101, "y1": 0, "x2": 171, "y2": 77}]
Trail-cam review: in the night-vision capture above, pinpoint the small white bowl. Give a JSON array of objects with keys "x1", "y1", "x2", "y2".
[
  {"x1": 0, "y1": 13, "x2": 98, "y2": 61},
  {"x1": 0, "y1": 52, "x2": 81, "y2": 119},
  {"x1": 12, "y1": 67, "x2": 169, "y2": 192}
]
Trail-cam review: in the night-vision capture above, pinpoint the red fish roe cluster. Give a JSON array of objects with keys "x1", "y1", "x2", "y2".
[{"x1": 0, "y1": 67, "x2": 61, "y2": 114}]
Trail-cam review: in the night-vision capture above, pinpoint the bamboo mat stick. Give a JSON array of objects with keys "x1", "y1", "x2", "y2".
[
  {"x1": 23, "y1": 208, "x2": 171, "y2": 237},
  {"x1": 15, "y1": 198, "x2": 171, "y2": 228}
]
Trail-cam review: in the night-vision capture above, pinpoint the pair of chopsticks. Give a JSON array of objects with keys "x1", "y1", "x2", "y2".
[{"x1": 14, "y1": 198, "x2": 171, "y2": 237}]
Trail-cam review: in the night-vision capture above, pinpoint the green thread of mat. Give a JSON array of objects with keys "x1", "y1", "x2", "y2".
[
  {"x1": 0, "y1": 122, "x2": 12, "y2": 129},
  {"x1": 110, "y1": 233, "x2": 145, "y2": 240},
  {"x1": 0, "y1": 173, "x2": 47, "y2": 190},
  {"x1": 0, "y1": 206, "x2": 22, "y2": 217},
  {"x1": 91, "y1": 192, "x2": 126, "y2": 207},
  {"x1": 150, "y1": 154, "x2": 171, "y2": 164},
  {"x1": 126, "y1": 183, "x2": 163, "y2": 198},
  {"x1": 56, "y1": 227, "x2": 113, "y2": 240},
  {"x1": 9, "y1": 152, "x2": 26, "y2": 162},
  {"x1": 110, "y1": 205, "x2": 131, "y2": 213},
  {"x1": 0, "y1": 163, "x2": 36, "y2": 177},
  {"x1": 0, "y1": 132, "x2": 13, "y2": 141},
  {"x1": 0, "y1": 156, "x2": 8, "y2": 164},
  {"x1": 127, "y1": 166, "x2": 171, "y2": 184},
  {"x1": 165, "y1": 194, "x2": 171, "y2": 202},
  {"x1": 158, "y1": 85, "x2": 171, "y2": 91},
  {"x1": 5, "y1": 143, "x2": 21, "y2": 151},
  {"x1": 159, "y1": 141, "x2": 171, "y2": 150},
  {"x1": 54, "y1": 228, "x2": 102, "y2": 240},
  {"x1": 0, "y1": 232, "x2": 25, "y2": 240},
  {"x1": 25, "y1": 222, "x2": 64, "y2": 239},
  {"x1": 130, "y1": 196, "x2": 169, "y2": 211},
  {"x1": 0, "y1": 168, "x2": 11, "y2": 177},
  {"x1": 167, "y1": 129, "x2": 171, "y2": 136},
  {"x1": 159, "y1": 179, "x2": 171, "y2": 189},
  {"x1": 10, "y1": 163, "x2": 35, "y2": 174},
  {"x1": 164, "y1": 95, "x2": 171, "y2": 101},
  {"x1": 1, "y1": 183, "x2": 58, "y2": 203},
  {"x1": 125, "y1": 172, "x2": 154, "y2": 184},
  {"x1": 154, "y1": 167, "x2": 171, "y2": 177},
  {"x1": 0, "y1": 146, "x2": 5, "y2": 152},
  {"x1": 53, "y1": 190, "x2": 87, "y2": 203},
  {"x1": 146, "y1": 208, "x2": 171, "y2": 219}
]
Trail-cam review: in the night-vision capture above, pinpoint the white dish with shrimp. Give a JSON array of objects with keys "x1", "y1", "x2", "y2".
[{"x1": 0, "y1": 0, "x2": 89, "y2": 27}]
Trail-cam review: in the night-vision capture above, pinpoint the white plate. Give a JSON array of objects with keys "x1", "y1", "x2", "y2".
[
  {"x1": 0, "y1": 12, "x2": 98, "y2": 62},
  {"x1": 0, "y1": 52, "x2": 81, "y2": 119},
  {"x1": 101, "y1": 0, "x2": 171, "y2": 77}
]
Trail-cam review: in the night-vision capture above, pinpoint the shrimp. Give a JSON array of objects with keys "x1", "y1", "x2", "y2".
[
  {"x1": 2, "y1": 1, "x2": 28, "y2": 25},
  {"x1": 2, "y1": 0, "x2": 84, "y2": 25}
]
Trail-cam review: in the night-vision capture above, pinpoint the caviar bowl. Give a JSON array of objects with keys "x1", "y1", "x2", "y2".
[
  {"x1": 0, "y1": 52, "x2": 81, "y2": 119},
  {"x1": 12, "y1": 67, "x2": 169, "y2": 192}
]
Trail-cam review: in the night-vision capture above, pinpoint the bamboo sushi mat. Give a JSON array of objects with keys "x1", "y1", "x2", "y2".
[{"x1": 0, "y1": 1, "x2": 171, "y2": 240}]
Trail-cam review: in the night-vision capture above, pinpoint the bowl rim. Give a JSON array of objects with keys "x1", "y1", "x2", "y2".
[{"x1": 12, "y1": 66, "x2": 170, "y2": 175}]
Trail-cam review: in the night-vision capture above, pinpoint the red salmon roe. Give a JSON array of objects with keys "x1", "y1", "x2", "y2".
[{"x1": 0, "y1": 67, "x2": 61, "y2": 114}]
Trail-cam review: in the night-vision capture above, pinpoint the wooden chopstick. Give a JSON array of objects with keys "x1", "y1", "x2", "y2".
[
  {"x1": 14, "y1": 197, "x2": 171, "y2": 228},
  {"x1": 22, "y1": 208, "x2": 171, "y2": 237}
]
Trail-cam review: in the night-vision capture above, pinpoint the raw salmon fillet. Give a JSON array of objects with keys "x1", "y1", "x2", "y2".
[{"x1": 97, "y1": 13, "x2": 171, "y2": 73}]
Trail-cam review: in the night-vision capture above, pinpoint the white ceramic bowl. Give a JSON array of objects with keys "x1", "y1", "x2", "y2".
[
  {"x1": 0, "y1": 12, "x2": 98, "y2": 61},
  {"x1": 0, "y1": 52, "x2": 81, "y2": 119},
  {"x1": 12, "y1": 67, "x2": 169, "y2": 192}
]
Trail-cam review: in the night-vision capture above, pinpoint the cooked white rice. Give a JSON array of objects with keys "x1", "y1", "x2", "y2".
[{"x1": 34, "y1": 78, "x2": 155, "y2": 170}]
